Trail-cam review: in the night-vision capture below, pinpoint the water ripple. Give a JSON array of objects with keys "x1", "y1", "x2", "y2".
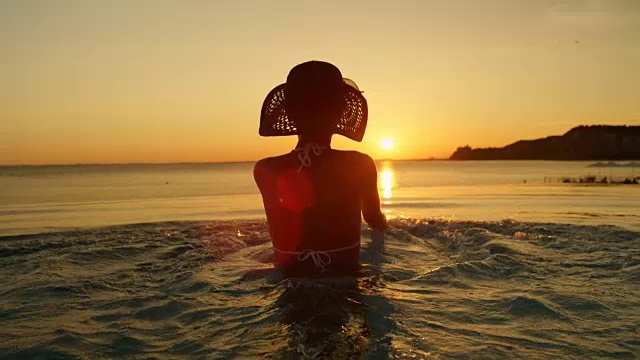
[{"x1": 0, "y1": 218, "x2": 638, "y2": 358}]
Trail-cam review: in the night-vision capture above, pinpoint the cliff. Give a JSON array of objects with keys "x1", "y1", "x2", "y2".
[{"x1": 449, "y1": 125, "x2": 640, "y2": 160}]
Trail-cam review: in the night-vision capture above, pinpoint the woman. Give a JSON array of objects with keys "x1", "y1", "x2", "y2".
[{"x1": 254, "y1": 61, "x2": 388, "y2": 276}]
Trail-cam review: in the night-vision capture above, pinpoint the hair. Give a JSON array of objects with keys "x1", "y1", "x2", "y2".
[
  {"x1": 285, "y1": 85, "x2": 345, "y2": 137},
  {"x1": 282, "y1": 61, "x2": 346, "y2": 137}
]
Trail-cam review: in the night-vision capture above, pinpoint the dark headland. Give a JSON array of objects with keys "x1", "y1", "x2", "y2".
[{"x1": 449, "y1": 125, "x2": 640, "y2": 160}]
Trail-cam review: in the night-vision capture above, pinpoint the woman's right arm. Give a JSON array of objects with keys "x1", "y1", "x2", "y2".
[{"x1": 361, "y1": 155, "x2": 388, "y2": 231}]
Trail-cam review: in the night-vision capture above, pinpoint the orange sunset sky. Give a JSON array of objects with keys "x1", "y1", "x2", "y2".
[{"x1": 2, "y1": 0, "x2": 639, "y2": 165}]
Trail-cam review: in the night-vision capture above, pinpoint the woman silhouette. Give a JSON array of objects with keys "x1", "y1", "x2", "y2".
[{"x1": 254, "y1": 61, "x2": 387, "y2": 276}]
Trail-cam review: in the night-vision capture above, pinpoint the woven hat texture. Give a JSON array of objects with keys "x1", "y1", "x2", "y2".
[{"x1": 259, "y1": 61, "x2": 368, "y2": 142}]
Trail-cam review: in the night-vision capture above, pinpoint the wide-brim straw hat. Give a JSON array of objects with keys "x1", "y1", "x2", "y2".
[{"x1": 259, "y1": 61, "x2": 368, "y2": 142}]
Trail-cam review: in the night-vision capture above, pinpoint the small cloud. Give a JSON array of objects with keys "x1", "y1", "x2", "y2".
[
  {"x1": 549, "y1": 0, "x2": 640, "y2": 13},
  {"x1": 547, "y1": 0, "x2": 640, "y2": 29}
]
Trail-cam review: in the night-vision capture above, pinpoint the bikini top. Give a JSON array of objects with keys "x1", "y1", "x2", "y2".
[{"x1": 271, "y1": 142, "x2": 360, "y2": 271}]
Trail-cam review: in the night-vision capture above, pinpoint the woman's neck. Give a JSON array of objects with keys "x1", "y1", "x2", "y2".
[{"x1": 296, "y1": 135, "x2": 332, "y2": 149}]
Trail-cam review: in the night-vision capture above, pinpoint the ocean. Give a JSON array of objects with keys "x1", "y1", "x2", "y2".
[{"x1": 1, "y1": 160, "x2": 638, "y2": 359}]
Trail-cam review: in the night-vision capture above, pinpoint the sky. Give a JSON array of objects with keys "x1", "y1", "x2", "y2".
[{"x1": 2, "y1": 0, "x2": 639, "y2": 165}]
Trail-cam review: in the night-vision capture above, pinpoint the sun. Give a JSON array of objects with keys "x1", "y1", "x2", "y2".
[{"x1": 380, "y1": 138, "x2": 394, "y2": 150}]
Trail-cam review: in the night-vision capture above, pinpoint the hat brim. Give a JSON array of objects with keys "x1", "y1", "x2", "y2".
[{"x1": 259, "y1": 80, "x2": 368, "y2": 142}]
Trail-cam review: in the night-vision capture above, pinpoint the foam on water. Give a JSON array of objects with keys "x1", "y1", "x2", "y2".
[{"x1": 1, "y1": 218, "x2": 638, "y2": 359}]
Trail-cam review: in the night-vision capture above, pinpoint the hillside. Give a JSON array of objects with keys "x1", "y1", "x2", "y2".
[{"x1": 449, "y1": 125, "x2": 640, "y2": 160}]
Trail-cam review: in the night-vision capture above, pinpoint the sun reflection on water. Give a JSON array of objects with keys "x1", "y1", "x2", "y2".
[{"x1": 380, "y1": 167, "x2": 395, "y2": 201}]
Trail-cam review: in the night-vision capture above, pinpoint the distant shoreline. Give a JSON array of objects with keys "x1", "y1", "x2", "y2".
[{"x1": 450, "y1": 125, "x2": 640, "y2": 161}]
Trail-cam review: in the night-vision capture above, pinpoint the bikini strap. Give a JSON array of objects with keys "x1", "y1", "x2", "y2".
[
  {"x1": 293, "y1": 143, "x2": 325, "y2": 172},
  {"x1": 273, "y1": 240, "x2": 360, "y2": 271}
]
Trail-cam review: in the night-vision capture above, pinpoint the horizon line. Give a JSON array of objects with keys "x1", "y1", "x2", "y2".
[{"x1": 0, "y1": 157, "x2": 449, "y2": 167}]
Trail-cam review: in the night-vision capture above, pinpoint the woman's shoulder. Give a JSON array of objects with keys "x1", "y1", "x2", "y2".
[{"x1": 328, "y1": 149, "x2": 374, "y2": 162}]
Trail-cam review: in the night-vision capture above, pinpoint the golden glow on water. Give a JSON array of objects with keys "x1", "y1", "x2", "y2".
[{"x1": 380, "y1": 167, "x2": 395, "y2": 201}]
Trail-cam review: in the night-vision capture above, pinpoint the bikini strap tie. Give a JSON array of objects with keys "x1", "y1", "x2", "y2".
[
  {"x1": 293, "y1": 143, "x2": 325, "y2": 172},
  {"x1": 273, "y1": 240, "x2": 360, "y2": 272}
]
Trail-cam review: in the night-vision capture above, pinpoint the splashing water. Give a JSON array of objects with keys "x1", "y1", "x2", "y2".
[{"x1": 1, "y1": 218, "x2": 638, "y2": 358}]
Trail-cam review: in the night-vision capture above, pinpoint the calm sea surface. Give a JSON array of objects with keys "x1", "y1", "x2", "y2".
[
  {"x1": 1, "y1": 160, "x2": 638, "y2": 236},
  {"x1": 1, "y1": 161, "x2": 638, "y2": 359}
]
